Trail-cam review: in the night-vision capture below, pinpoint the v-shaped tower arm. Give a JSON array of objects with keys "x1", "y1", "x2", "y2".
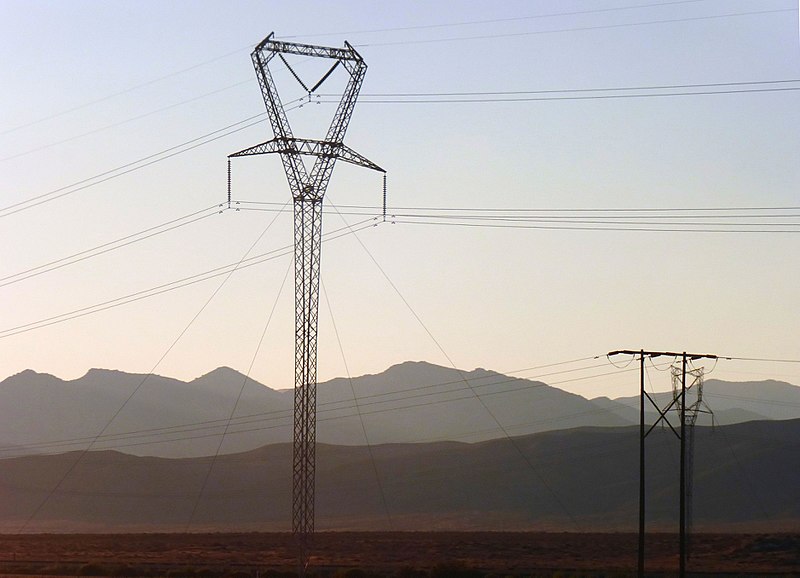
[
  {"x1": 252, "y1": 39, "x2": 308, "y2": 197},
  {"x1": 249, "y1": 32, "x2": 376, "y2": 201},
  {"x1": 308, "y1": 54, "x2": 367, "y2": 194}
]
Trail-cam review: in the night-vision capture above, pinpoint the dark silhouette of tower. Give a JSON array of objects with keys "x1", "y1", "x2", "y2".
[{"x1": 229, "y1": 33, "x2": 384, "y2": 573}]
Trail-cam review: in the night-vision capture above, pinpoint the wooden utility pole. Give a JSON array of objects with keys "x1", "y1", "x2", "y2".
[{"x1": 608, "y1": 349, "x2": 717, "y2": 578}]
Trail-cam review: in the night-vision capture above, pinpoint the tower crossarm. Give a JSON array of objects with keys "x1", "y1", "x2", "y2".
[
  {"x1": 255, "y1": 33, "x2": 365, "y2": 63},
  {"x1": 229, "y1": 137, "x2": 384, "y2": 174}
]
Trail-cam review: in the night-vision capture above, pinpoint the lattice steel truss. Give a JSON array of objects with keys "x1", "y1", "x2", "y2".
[
  {"x1": 670, "y1": 363, "x2": 709, "y2": 428},
  {"x1": 229, "y1": 33, "x2": 384, "y2": 572},
  {"x1": 671, "y1": 363, "x2": 712, "y2": 559}
]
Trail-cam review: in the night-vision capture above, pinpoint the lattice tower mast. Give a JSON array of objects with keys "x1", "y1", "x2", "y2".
[
  {"x1": 229, "y1": 33, "x2": 384, "y2": 569},
  {"x1": 671, "y1": 363, "x2": 712, "y2": 560}
]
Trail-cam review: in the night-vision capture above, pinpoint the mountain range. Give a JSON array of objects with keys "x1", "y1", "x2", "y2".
[
  {"x1": 1, "y1": 361, "x2": 798, "y2": 459},
  {"x1": 0, "y1": 362, "x2": 797, "y2": 532},
  {"x1": 0, "y1": 419, "x2": 797, "y2": 533}
]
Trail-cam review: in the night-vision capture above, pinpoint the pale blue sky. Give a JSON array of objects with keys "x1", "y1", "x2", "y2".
[{"x1": 1, "y1": 0, "x2": 799, "y2": 398}]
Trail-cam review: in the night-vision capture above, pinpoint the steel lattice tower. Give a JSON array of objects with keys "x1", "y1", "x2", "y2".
[
  {"x1": 229, "y1": 33, "x2": 383, "y2": 572},
  {"x1": 671, "y1": 363, "x2": 711, "y2": 560}
]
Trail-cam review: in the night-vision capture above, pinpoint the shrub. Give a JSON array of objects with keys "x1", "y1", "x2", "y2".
[
  {"x1": 332, "y1": 570, "x2": 367, "y2": 578},
  {"x1": 394, "y1": 567, "x2": 426, "y2": 578},
  {"x1": 78, "y1": 563, "x2": 108, "y2": 576},
  {"x1": 430, "y1": 562, "x2": 483, "y2": 578}
]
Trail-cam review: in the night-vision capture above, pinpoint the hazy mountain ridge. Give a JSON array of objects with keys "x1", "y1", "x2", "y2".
[
  {"x1": 0, "y1": 362, "x2": 797, "y2": 459},
  {"x1": 0, "y1": 419, "x2": 796, "y2": 533},
  {"x1": 605, "y1": 378, "x2": 800, "y2": 424}
]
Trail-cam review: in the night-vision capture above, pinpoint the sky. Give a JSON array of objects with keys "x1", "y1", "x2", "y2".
[{"x1": 1, "y1": 0, "x2": 799, "y2": 399}]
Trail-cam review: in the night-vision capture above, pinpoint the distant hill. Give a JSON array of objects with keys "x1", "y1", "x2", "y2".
[
  {"x1": 606, "y1": 378, "x2": 800, "y2": 425},
  {"x1": 0, "y1": 366, "x2": 292, "y2": 459},
  {"x1": 0, "y1": 419, "x2": 797, "y2": 533},
  {"x1": 0, "y1": 363, "x2": 797, "y2": 459},
  {"x1": 0, "y1": 362, "x2": 632, "y2": 458}
]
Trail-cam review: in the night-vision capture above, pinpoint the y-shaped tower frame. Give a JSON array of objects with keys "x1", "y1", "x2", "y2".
[{"x1": 229, "y1": 33, "x2": 384, "y2": 571}]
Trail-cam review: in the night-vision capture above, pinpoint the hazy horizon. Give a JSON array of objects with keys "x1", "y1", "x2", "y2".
[{"x1": 2, "y1": 0, "x2": 798, "y2": 400}]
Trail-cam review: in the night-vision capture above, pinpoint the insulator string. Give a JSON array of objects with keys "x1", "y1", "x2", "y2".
[{"x1": 227, "y1": 158, "x2": 232, "y2": 209}]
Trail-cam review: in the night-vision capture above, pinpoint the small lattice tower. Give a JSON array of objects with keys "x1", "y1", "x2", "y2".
[{"x1": 671, "y1": 362, "x2": 712, "y2": 558}]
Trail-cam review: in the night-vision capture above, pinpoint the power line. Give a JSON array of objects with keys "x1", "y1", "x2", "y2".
[
  {"x1": 5, "y1": 354, "x2": 795, "y2": 458},
  {"x1": 343, "y1": 79, "x2": 800, "y2": 98},
  {"x1": 0, "y1": 218, "x2": 377, "y2": 340},
  {"x1": 321, "y1": 280, "x2": 394, "y2": 528},
  {"x1": 721, "y1": 355, "x2": 800, "y2": 363},
  {"x1": 0, "y1": 45, "x2": 253, "y2": 137},
  {"x1": 287, "y1": 0, "x2": 716, "y2": 40},
  {"x1": 2, "y1": 1, "x2": 733, "y2": 141},
  {"x1": 0, "y1": 79, "x2": 254, "y2": 163},
  {"x1": 237, "y1": 200, "x2": 800, "y2": 213},
  {"x1": 400, "y1": 214, "x2": 800, "y2": 222},
  {"x1": 234, "y1": 203, "x2": 800, "y2": 232},
  {"x1": 6, "y1": 74, "x2": 796, "y2": 219},
  {"x1": 16, "y1": 194, "x2": 291, "y2": 533},
  {"x1": 52, "y1": 364, "x2": 642, "y2": 453},
  {"x1": 239, "y1": 210, "x2": 800, "y2": 234},
  {"x1": 0, "y1": 112, "x2": 264, "y2": 218},
  {"x1": 0, "y1": 204, "x2": 222, "y2": 288},
  {"x1": 390, "y1": 218, "x2": 800, "y2": 234},
  {"x1": 185, "y1": 253, "x2": 294, "y2": 532},
  {"x1": 0, "y1": 357, "x2": 629, "y2": 456},
  {"x1": 0, "y1": 356, "x2": 604, "y2": 454},
  {"x1": 328, "y1": 203, "x2": 584, "y2": 531},
  {"x1": 0, "y1": 98, "x2": 301, "y2": 219},
  {"x1": 1, "y1": 431, "x2": 644, "y2": 500},
  {"x1": 5, "y1": 49, "x2": 350, "y2": 170},
  {"x1": 354, "y1": 8, "x2": 796, "y2": 47},
  {"x1": 332, "y1": 86, "x2": 800, "y2": 103},
  {"x1": 5, "y1": 55, "x2": 331, "y2": 164},
  {"x1": 705, "y1": 391, "x2": 800, "y2": 408},
  {"x1": 0, "y1": 1, "x2": 718, "y2": 136},
  {"x1": 2, "y1": 362, "x2": 599, "y2": 452}
]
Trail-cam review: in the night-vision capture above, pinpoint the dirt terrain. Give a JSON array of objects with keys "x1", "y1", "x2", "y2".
[{"x1": 0, "y1": 532, "x2": 797, "y2": 576}]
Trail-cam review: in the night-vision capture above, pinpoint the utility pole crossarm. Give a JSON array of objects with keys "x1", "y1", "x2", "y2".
[{"x1": 608, "y1": 349, "x2": 718, "y2": 361}]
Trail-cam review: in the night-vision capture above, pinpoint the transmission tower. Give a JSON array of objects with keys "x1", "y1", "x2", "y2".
[
  {"x1": 229, "y1": 33, "x2": 384, "y2": 572},
  {"x1": 671, "y1": 362, "x2": 712, "y2": 561}
]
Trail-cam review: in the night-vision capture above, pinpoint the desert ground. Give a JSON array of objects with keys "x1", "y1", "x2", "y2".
[{"x1": 0, "y1": 532, "x2": 797, "y2": 576}]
